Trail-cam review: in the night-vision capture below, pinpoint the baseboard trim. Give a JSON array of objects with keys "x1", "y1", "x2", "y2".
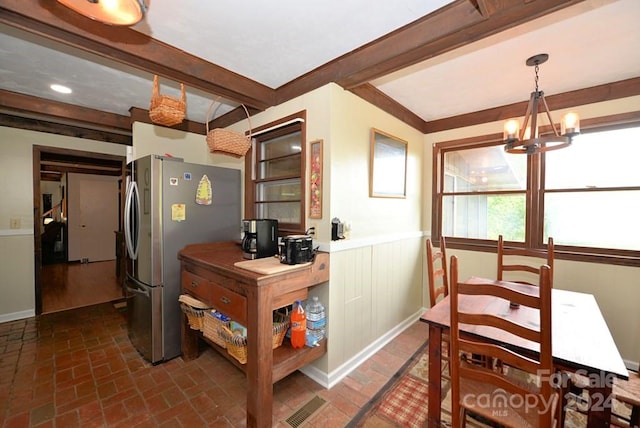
[
  {"x1": 300, "y1": 307, "x2": 426, "y2": 389},
  {"x1": 624, "y1": 358, "x2": 639, "y2": 372},
  {"x1": 0, "y1": 309, "x2": 35, "y2": 324}
]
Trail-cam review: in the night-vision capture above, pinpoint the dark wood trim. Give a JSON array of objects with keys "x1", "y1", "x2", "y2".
[
  {"x1": 0, "y1": 114, "x2": 131, "y2": 145},
  {"x1": 129, "y1": 107, "x2": 206, "y2": 135},
  {"x1": 32, "y1": 146, "x2": 43, "y2": 315},
  {"x1": 349, "y1": 84, "x2": 425, "y2": 132},
  {"x1": 431, "y1": 112, "x2": 640, "y2": 268},
  {"x1": 424, "y1": 77, "x2": 640, "y2": 133},
  {"x1": 1, "y1": 89, "x2": 131, "y2": 131},
  {"x1": 130, "y1": 105, "x2": 257, "y2": 135},
  {"x1": 0, "y1": 0, "x2": 274, "y2": 110},
  {"x1": 32, "y1": 145, "x2": 127, "y2": 315},
  {"x1": 243, "y1": 111, "x2": 307, "y2": 233}
]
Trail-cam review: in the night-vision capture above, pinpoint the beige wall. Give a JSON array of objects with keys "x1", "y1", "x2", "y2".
[
  {"x1": 0, "y1": 127, "x2": 126, "y2": 321},
  {"x1": 424, "y1": 95, "x2": 640, "y2": 369},
  {"x1": 131, "y1": 122, "x2": 245, "y2": 171},
  {"x1": 232, "y1": 84, "x2": 426, "y2": 386}
]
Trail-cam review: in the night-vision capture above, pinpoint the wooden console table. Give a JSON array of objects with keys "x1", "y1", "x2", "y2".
[{"x1": 178, "y1": 241, "x2": 329, "y2": 428}]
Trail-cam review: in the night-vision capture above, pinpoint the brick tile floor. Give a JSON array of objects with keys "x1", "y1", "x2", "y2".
[{"x1": 0, "y1": 303, "x2": 429, "y2": 427}]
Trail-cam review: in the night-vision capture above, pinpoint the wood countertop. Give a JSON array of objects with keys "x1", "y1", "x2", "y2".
[{"x1": 178, "y1": 240, "x2": 330, "y2": 288}]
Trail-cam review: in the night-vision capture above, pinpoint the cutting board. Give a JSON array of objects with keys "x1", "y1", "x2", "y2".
[{"x1": 234, "y1": 257, "x2": 312, "y2": 275}]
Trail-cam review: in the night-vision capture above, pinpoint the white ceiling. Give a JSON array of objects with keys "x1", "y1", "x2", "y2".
[{"x1": 1, "y1": 0, "x2": 639, "y2": 127}]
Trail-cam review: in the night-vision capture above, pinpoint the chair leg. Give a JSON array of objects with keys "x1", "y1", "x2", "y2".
[
  {"x1": 558, "y1": 371, "x2": 570, "y2": 428},
  {"x1": 630, "y1": 404, "x2": 639, "y2": 428}
]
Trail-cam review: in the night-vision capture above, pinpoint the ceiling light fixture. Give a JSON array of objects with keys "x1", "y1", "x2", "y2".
[
  {"x1": 50, "y1": 84, "x2": 72, "y2": 94},
  {"x1": 57, "y1": 0, "x2": 147, "y2": 26},
  {"x1": 503, "y1": 53, "x2": 580, "y2": 155}
]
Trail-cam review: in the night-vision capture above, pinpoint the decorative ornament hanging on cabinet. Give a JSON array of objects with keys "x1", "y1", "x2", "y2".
[
  {"x1": 503, "y1": 54, "x2": 580, "y2": 155},
  {"x1": 57, "y1": 0, "x2": 147, "y2": 26}
]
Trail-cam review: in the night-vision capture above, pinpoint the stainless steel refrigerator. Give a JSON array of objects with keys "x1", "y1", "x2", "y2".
[{"x1": 123, "y1": 154, "x2": 241, "y2": 363}]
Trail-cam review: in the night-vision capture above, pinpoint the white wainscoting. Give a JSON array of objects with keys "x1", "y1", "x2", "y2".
[{"x1": 308, "y1": 233, "x2": 425, "y2": 385}]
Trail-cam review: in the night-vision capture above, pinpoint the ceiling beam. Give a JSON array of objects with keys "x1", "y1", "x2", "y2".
[
  {"x1": 349, "y1": 84, "x2": 425, "y2": 132},
  {"x1": 276, "y1": 0, "x2": 585, "y2": 103},
  {"x1": 0, "y1": 0, "x2": 275, "y2": 110},
  {"x1": 423, "y1": 77, "x2": 640, "y2": 133},
  {"x1": 1, "y1": 89, "x2": 131, "y2": 131},
  {"x1": 0, "y1": 113, "x2": 131, "y2": 145},
  {"x1": 129, "y1": 107, "x2": 206, "y2": 135}
]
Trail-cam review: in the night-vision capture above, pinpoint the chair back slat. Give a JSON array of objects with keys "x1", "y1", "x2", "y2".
[
  {"x1": 497, "y1": 235, "x2": 554, "y2": 286},
  {"x1": 457, "y1": 282, "x2": 540, "y2": 308},
  {"x1": 458, "y1": 312, "x2": 541, "y2": 343}
]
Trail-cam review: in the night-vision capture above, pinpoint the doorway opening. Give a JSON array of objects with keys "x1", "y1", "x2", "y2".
[{"x1": 33, "y1": 145, "x2": 127, "y2": 315}]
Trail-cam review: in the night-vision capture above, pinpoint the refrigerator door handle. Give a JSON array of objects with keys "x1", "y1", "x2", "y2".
[{"x1": 124, "y1": 180, "x2": 141, "y2": 260}]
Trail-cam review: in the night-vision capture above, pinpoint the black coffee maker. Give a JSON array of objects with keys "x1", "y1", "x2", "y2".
[{"x1": 241, "y1": 219, "x2": 278, "y2": 259}]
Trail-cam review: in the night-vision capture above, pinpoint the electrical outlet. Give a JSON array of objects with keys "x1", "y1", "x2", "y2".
[{"x1": 9, "y1": 217, "x2": 21, "y2": 229}]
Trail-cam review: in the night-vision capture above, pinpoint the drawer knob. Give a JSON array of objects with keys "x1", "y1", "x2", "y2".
[
  {"x1": 220, "y1": 296, "x2": 231, "y2": 304},
  {"x1": 191, "y1": 280, "x2": 198, "y2": 288}
]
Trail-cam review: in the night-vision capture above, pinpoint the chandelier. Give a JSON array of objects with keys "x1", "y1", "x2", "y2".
[
  {"x1": 503, "y1": 54, "x2": 580, "y2": 155},
  {"x1": 57, "y1": 0, "x2": 147, "y2": 26}
]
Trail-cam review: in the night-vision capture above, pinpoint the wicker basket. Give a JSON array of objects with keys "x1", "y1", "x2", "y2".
[
  {"x1": 205, "y1": 97, "x2": 252, "y2": 158},
  {"x1": 180, "y1": 303, "x2": 207, "y2": 331},
  {"x1": 218, "y1": 311, "x2": 291, "y2": 364},
  {"x1": 178, "y1": 294, "x2": 210, "y2": 331},
  {"x1": 203, "y1": 311, "x2": 230, "y2": 348},
  {"x1": 149, "y1": 75, "x2": 186, "y2": 127},
  {"x1": 219, "y1": 325, "x2": 248, "y2": 364},
  {"x1": 272, "y1": 309, "x2": 290, "y2": 349}
]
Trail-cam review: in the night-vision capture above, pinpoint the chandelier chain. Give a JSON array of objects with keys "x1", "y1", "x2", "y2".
[{"x1": 534, "y1": 63, "x2": 540, "y2": 93}]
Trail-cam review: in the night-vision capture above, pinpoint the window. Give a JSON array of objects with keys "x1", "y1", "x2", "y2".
[
  {"x1": 433, "y1": 114, "x2": 640, "y2": 266},
  {"x1": 245, "y1": 111, "x2": 306, "y2": 235}
]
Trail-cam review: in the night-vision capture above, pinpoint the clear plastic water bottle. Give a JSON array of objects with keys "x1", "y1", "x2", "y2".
[{"x1": 305, "y1": 296, "x2": 326, "y2": 347}]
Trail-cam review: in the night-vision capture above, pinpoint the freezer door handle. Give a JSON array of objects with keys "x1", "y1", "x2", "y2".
[{"x1": 124, "y1": 180, "x2": 141, "y2": 260}]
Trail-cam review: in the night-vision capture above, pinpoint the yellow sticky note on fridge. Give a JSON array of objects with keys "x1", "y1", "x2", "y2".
[{"x1": 171, "y1": 203, "x2": 186, "y2": 222}]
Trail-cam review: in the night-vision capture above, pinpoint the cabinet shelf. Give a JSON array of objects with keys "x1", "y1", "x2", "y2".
[{"x1": 199, "y1": 333, "x2": 326, "y2": 384}]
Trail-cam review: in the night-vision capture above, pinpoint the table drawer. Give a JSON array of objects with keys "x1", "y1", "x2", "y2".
[
  {"x1": 182, "y1": 271, "x2": 210, "y2": 304},
  {"x1": 210, "y1": 283, "x2": 247, "y2": 326}
]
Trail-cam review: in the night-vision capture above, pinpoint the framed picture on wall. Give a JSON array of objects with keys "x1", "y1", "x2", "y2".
[
  {"x1": 309, "y1": 139, "x2": 323, "y2": 218},
  {"x1": 369, "y1": 128, "x2": 407, "y2": 198}
]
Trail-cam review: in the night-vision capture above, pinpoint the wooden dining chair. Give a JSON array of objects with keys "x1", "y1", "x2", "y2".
[
  {"x1": 426, "y1": 236, "x2": 448, "y2": 308},
  {"x1": 497, "y1": 235, "x2": 554, "y2": 286},
  {"x1": 449, "y1": 255, "x2": 560, "y2": 428}
]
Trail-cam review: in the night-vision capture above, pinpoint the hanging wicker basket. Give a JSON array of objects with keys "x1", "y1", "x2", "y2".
[
  {"x1": 205, "y1": 97, "x2": 252, "y2": 158},
  {"x1": 149, "y1": 75, "x2": 186, "y2": 127}
]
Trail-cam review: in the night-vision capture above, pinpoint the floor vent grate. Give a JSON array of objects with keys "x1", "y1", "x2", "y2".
[{"x1": 285, "y1": 395, "x2": 327, "y2": 427}]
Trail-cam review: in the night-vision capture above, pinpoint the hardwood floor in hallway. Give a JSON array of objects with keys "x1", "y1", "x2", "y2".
[{"x1": 41, "y1": 260, "x2": 124, "y2": 314}]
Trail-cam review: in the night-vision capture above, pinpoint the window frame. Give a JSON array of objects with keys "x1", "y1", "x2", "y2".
[
  {"x1": 432, "y1": 111, "x2": 640, "y2": 267},
  {"x1": 244, "y1": 111, "x2": 306, "y2": 236}
]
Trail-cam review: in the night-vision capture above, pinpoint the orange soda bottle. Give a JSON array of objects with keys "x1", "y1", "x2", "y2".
[{"x1": 291, "y1": 300, "x2": 306, "y2": 349}]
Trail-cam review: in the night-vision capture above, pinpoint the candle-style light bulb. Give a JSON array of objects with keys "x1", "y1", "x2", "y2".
[{"x1": 562, "y1": 112, "x2": 580, "y2": 136}]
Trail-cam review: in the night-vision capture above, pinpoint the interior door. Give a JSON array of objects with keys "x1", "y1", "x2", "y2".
[{"x1": 67, "y1": 173, "x2": 119, "y2": 262}]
